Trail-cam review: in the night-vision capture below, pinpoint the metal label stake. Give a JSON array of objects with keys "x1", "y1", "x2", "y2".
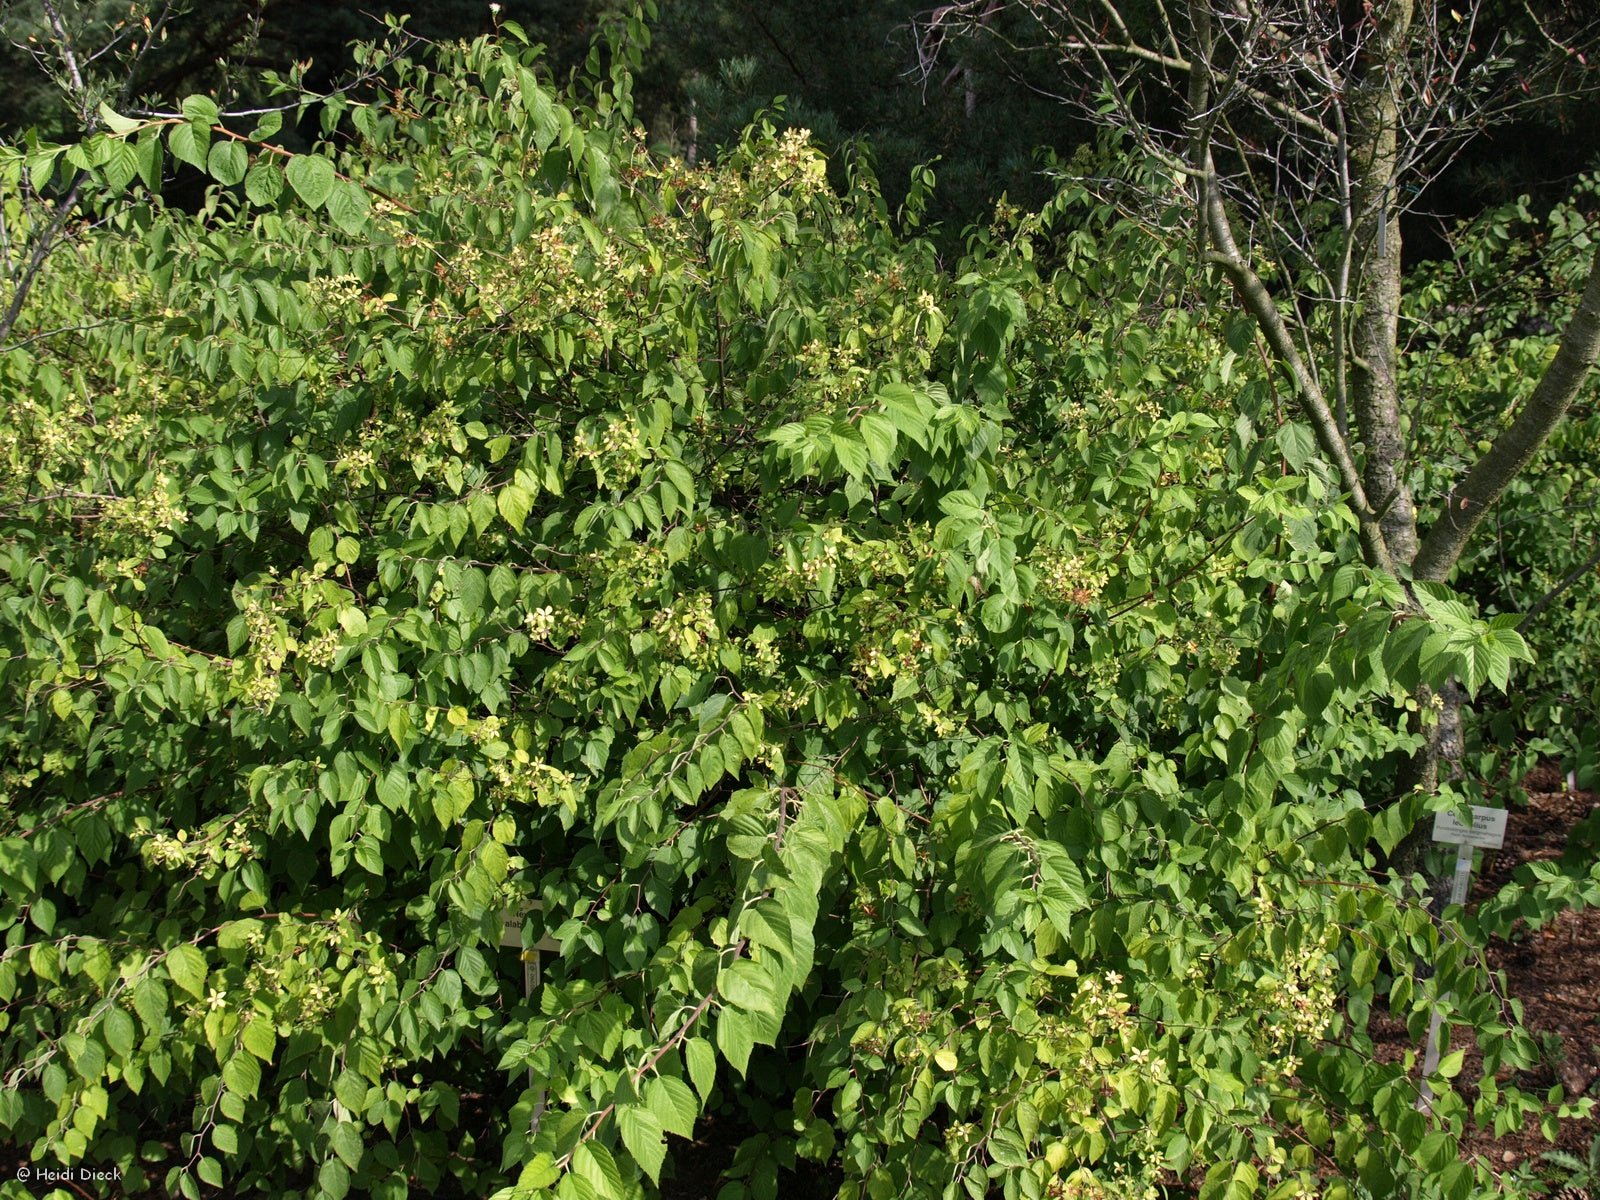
[{"x1": 1417, "y1": 805, "x2": 1507, "y2": 1113}]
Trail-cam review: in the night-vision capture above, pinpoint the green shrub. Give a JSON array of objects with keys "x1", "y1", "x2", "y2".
[
  {"x1": 0, "y1": 22, "x2": 1590, "y2": 1200},
  {"x1": 1403, "y1": 181, "x2": 1600, "y2": 794}
]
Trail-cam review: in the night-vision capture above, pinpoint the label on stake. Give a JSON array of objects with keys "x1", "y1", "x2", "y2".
[{"x1": 1429, "y1": 805, "x2": 1507, "y2": 850}]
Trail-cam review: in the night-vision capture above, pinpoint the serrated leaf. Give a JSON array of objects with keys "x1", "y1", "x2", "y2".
[
  {"x1": 877, "y1": 382, "x2": 933, "y2": 447},
  {"x1": 830, "y1": 426, "x2": 869, "y2": 478},
  {"x1": 99, "y1": 140, "x2": 139, "y2": 193},
  {"x1": 285, "y1": 154, "x2": 336, "y2": 210},
  {"x1": 517, "y1": 1153, "x2": 560, "y2": 1191},
  {"x1": 939, "y1": 489, "x2": 985, "y2": 521},
  {"x1": 318, "y1": 1158, "x2": 350, "y2": 1200},
  {"x1": 244, "y1": 161, "x2": 284, "y2": 206},
  {"x1": 222, "y1": 1052, "x2": 261, "y2": 1099},
  {"x1": 716, "y1": 1008, "x2": 755, "y2": 1078},
  {"x1": 207, "y1": 140, "x2": 248, "y2": 186},
  {"x1": 242, "y1": 1017, "x2": 275, "y2": 1061},
  {"x1": 1297, "y1": 666, "x2": 1336, "y2": 724},
  {"x1": 329, "y1": 1121, "x2": 363, "y2": 1170},
  {"x1": 645, "y1": 1075, "x2": 698, "y2": 1138},
  {"x1": 497, "y1": 483, "x2": 533, "y2": 532},
  {"x1": 168, "y1": 122, "x2": 209, "y2": 171},
  {"x1": 1225, "y1": 1161, "x2": 1259, "y2": 1200},
  {"x1": 1036, "y1": 842, "x2": 1089, "y2": 936},
  {"x1": 135, "y1": 132, "x2": 163, "y2": 191},
  {"x1": 326, "y1": 179, "x2": 371, "y2": 234},
  {"x1": 96, "y1": 103, "x2": 143, "y2": 135},
  {"x1": 250, "y1": 111, "x2": 283, "y2": 140},
  {"x1": 571, "y1": 1142, "x2": 624, "y2": 1199},
  {"x1": 617, "y1": 1103, "x2": 666, "y2": 1183},
  {"x1": 717, "y1": 961, "x2": 776, "y2": 1014},
  {"x1": 181, "y1": 95, "x2": 220, "y2": 126},
  {"x1": 1275, "y1": 422, "x2": 1317, "y2": 472},
  {"x1": 102, "y1": 1007, "x2": 136, "y2": 1057},
  {"x1": 1350, "y1": 948, "x2": 1377, "y2": 987},
  {"x1": 684, "y1": 1036, "x2": 715, "y2": 1102},
  {"x1": 166, "y1": 943, "x2": 207, "y2": 998},
  {"x1": 858, "y1": 411, "x2": 897, "y2": 464},
  {"x1": 27, "y1": 148, "x2": 61, "y2": 193}
]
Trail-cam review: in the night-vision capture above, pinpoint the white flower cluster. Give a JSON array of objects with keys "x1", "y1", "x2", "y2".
[
  {"x1": 1256, "y1": 939, "x2": 1338, "y2": 1059},
  {"x1": 651, "y1": 592, "x2": 719, "y2": 666},
  {"x1": 1036, "y1": 549, "x2": 1107, "y2": 607},
  {"x1": 573, "y1": 417, "x2": 646, "y2": 486}
]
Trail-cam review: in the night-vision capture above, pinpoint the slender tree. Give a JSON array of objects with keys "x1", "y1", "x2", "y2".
[{"x1": 929, "y1": 0, "x2": 1600, "y2": 796}]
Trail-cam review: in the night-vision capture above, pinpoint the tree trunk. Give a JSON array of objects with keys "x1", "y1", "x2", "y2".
[{"x1": 1348, "y1": 0, "x2": 1419, "y2": 569}]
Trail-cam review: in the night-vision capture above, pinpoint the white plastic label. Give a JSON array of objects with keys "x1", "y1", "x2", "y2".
[
  {"x1": 499, "y1": 900, "x2": 561, "y2": 952},
  {"x1": 1429, "y1": 805, "x2": 1508, "y2": 850}
]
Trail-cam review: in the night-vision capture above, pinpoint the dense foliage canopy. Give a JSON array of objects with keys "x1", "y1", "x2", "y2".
[{"x1": 1, "y1": 14, "x2": 1599, "y2": 1200}]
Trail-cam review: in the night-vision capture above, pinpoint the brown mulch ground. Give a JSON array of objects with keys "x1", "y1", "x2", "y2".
[{"x1": 1370, "y1": 766, "x2": 1600, "y2": 1177}]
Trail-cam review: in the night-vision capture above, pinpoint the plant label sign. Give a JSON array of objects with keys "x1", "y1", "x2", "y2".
[
  {"x1": 498, "y1": 901, "x2": 562, "y2": 954},
  {"x1": 1429, "y1": 805, "x2": 1508, "y2": 850},
  {"x1": 500, "y1": 901, "x2": 562, "y2": 1121},
  {"x1": 1418, "y1": 803, "x2": 1508, "y2": 1114}
]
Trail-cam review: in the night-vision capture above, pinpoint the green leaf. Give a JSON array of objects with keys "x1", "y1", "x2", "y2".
[
  {"x1": 716, "y1": 1008, "x2": 755, "y2": 1078},
  {"x1": 571, "y1": 1142, "x2": 624, "y2": 1199},
  {"x1": 250, "y1": 111, "x2": 283, "y2": 140},
  {"x1": 497, "y1": 483, "x2": 534, "y2": 532},
  {"x1": 645, "y1": 1075, "x2": 698, "y2": 1139},
  {"x1": 326, "y1": 179, "x2": 371, "y2": 234},
  {"x1": 207, "y1": 140, "x2": 248, "y2": 186},
  {"x1": 222, "y1": 1052, "x2": 261, "y2": 1099},
  {"x1": 318, "y1": 1158, "x2": 350, "y2": 1200},
  {"x1": 517, "y1": 1153, "x2": 560, "y2": 1191},
  {"x1": 329, "y1": 1121, "x2": 363, "y2": 1170},
  {"x1": 26, "y1": 147, "x2": 61, "y2": 192},
  {"x1": 166, "y1": 944, "x2": 207, "y2": 999},
  {"x1": 96, "y1": 103, "x2": 143, "y2": 135},
  {"x1": 1350, "y1": 949, "x2": 1377, "y2": 987},
  {"x1": 100, "y1": 139, "x2": 139, "y2": 193},
  {"x1": 1275, "y1": 422, "x2": 1317, "y2": 472},
  {"x1": 1225, "y1": 1161, "x2": 1260, "y2": 1200},
  {"x1": 617, "y1": 1102, "x2": 666, "y2": 1183},
  {"x1": 242, "y1": 1017, "x2": 275, "y2": 1062},
  {"x1": 244, "y1": 161, "x2": 284, "y2": 206},
  {"x1": 1297, "y1": 667, "x2": 1336, "y2": 724},
  {"x1": 859, "y1": 411, "x2": 897, "y2": 464},
  {"x1": 718, "y1": 961, "x2": 776, "y2": 1014},
  {"x1": 135, "y1": 132, "x2": 163, "y2": 190},
  {"x1": 181, "y1": 95, "x2": 220, "y2": 126},
  {"x1": 285, "y1": 154, "x2": 337, "y2": 210},
  {"x1": 831, "y1": 425, "x2": 869, "y2": 478},
  {"x1": 168, "y1": 122, "x2": 209, "y2": 172},
  {"x1": 102, "y1": 1007, "x2": 136, "y2": 1057},
  {"x1": 684, "y1": 1036, "x2": 715, "y2": 1102},
  {"x1": 1037, "y1": 841, "x2": 1089, "y2": 935},
  {"x1": 939, "y1": 490, "x2": 985, "y2": 522}
]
